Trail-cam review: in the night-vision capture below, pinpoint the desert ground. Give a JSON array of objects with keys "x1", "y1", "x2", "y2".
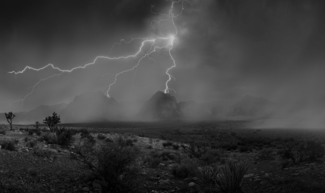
[{"x1": 0, "y1": 121, "x2": 325, "y2": 193}]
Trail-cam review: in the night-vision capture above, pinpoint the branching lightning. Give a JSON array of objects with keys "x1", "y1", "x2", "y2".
[{"x1": 8, "y1": 0, "x2": 189, "y2": 109}]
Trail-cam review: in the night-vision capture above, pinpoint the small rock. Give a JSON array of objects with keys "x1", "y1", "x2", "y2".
[
  {"x1": 159, "y1": 179, "x2": 170, "y2": 185},
  {"x1": 260, "y1": 180, "x2": 268, "y2": 185},
  {"x1": 188, "y1": 182, "x2": 196, "y2": 187},
  {"x1": 244, "y1": 174, "x2": 254, "y2": 178},
  {"x1": 265, "y1": 173, "x2": 270, "y2": 177},
  {"x1": 149, "y1": 177, "x2": 157, "y2": 181},
  {"x1": 82, "y1": 187, "x2": 89, "y2": 192}
]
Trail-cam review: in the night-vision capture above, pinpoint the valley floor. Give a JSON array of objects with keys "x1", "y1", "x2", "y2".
[{"x1": 0, "y1": 121, "x2": 325, "y2": 193}]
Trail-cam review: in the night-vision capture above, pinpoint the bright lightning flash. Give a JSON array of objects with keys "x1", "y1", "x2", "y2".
[{"x1": 8, "y1": 0, "x2": 189, "y2": 108}]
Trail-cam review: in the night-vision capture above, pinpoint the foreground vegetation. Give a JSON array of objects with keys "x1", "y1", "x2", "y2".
[{"x1": 0, "y1": 121, "x2": 325, "y2": 193}]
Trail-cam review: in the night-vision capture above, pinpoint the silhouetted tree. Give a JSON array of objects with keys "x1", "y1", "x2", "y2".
[
  {"x1": 5, "y1": 112, "x2": 15, "y2": 130},
  {"x1": 43, "y1": 112, "x2": 61, "y2": 132}
]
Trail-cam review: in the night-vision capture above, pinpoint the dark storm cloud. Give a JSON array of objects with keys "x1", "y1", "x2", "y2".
[
  {"x1": 0, "y1": 0, "x2": 168, "y2": 53},
  {"x1": 173, "y1": 0, "x2": 325, "y2": 96},
  {"x1": 170, "y1": 0, "x2": 325, "y2": 128}
]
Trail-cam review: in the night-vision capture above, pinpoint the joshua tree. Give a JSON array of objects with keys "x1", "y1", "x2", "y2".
[
  {"x1": 5, "y1": 112, "x2": 15, "y2": 130},
  {"x1": 43, "y1": 112, "x2": 61, "y2": 132},
  {"x1": 34, "y1": 121, "x2": 40, "y2": 130}
]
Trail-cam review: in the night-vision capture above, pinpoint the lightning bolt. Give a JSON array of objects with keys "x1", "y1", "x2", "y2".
[
  {"x1": 14, "y1": 73, "x2": 63, "y2": 107},
  {"x1": 8, "y1": 0, "x2": 189, "y2": 109}
]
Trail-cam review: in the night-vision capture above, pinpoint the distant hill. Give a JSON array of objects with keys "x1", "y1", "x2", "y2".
[
  {"x1": 139, "y1": 91, "x2": 182, "y2": 121},
  {"x1": 60, "y1": 91, "x2": 122, "y2": 123},
  {"x1": 0, "y1": 91, "x2": 277, "y2": 124}
]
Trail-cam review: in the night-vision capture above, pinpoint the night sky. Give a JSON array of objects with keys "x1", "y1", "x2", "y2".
[{"x1": 1, "y1": 0, "x2": 325, "y2": 126}]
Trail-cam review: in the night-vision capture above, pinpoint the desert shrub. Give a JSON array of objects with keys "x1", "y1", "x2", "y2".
[
  {"x1": 160, "y1": 134, "x2": 167, "y2": 140},
  {"x1": 280, "y1": 158, "x2": 294, "y2": 169},
  {"x1": 56, "y1": 127, "x2": 74, "y2": 147},
  {"x1": 97, "y1": 144, "x2": 140, "y2": 192},
  {"x1": 196, "y1": 165, "x2": 219, "y2": 192},
  {"x1": 295, "y1": 140, "x2": 325, "y2": 162},
  {"x1": 105, "y1": 137, "x2": 114, "y2": 143},
  {"x1": 27, "y1": 140, "x2": 38, "y2": 148},
  {"x1": 73, "y1": 140, "x2": 141, "y2": 193},
  {"x1": 200, "y1": 148, "x2": 226, "y2": 165},
  {"x1": 304, "y1": 140, "x2": 325, "y2": 160},
  {"x1": 189, "y1": 142, "x2": 206, "y2": 159},
  {"x1": 257, "y1": 148, "x2": 274, "y2": 161},
  {"x1": 238, "y1": 145, "x2": 253, "y2": 153},
  {"x1": 171, "y1": 164, "x2": 190, "y2": 179},
  {"x1": 143, "y1": 155, "x2": 162, "y2": 168},
  {"x1": 171, "y1": 158, "x2": 198, "y2": 179},
  {"x1": 97, "y1": 133, "x2": 106, "y2": 140},
  {"x1": 86, "y1": 134, "x2": 96, "y2": 145},
  {"x1": 33, "y1": 147, "x2": 57, "y2": 160},
  {"x1": 80, "y1": 128, "x2": 90, "y2": 138},
  {"x1": 116, "y1": 136, "x2": 134, "y2": 147},
  {"x1": 162, "y1": 141, "x2": 173, "y2": 148},
  {"x1": 278, "y1": 140, "x2": 324, "y2": 165},
  {"x1": 28, "y1": 129, "x2": 34, "y2": 135},
  {"x1": 35, "y1": 129, "x2": 41, "y2": 136},
  {"x1": 215, "y1": 161, "x2": 248, "y2": 193},
  {"x1": 238, "y1": 137, "x2": 271, "y2": 148},
  {"x1": 149, "y1": 150, "x2": 180, "y2": 163},
  {"x1": 24, "y1": 137, "x2": 30, "y2": 142},
  {"x1": 188, "y1": 143, "x2": 227, "y2": 165},
  {"x1": 173, "y1": 144, "x2": 180, "y2": 150},
  {"x1": 160, "y1": 151, "x2": 180, "y2": 161},
  {"x1": 0, "y1": 140, "x2": 16, "y2": 151},
  {"x1": 220, "y1": 142, "x2": 238, "y2": 151},
  {"x1": 70, "y1": 136, "x2": 95, "y2": 162},
  {"x1": 41, "y1": 132, "x2": 57, "y2": 144},
  {"x1": 230, "y1": 132, "x2": 237, "y2": 137}
]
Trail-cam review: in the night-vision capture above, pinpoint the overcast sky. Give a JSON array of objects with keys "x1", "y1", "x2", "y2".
[{"x1": 1, "y1": 0, "x2": 325, "y2": 119}]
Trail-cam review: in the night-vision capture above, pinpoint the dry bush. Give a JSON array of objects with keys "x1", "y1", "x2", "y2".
[
  {"x1": 143, "y1": 154, "x2": 162, "y2": 168},
  {"x1": 27, "y1": 139, "x2": 38, "y2": 148},
  {"x1": 33, "y1": 147, "x2": 57, "y2": 160},
  {"x1": 196, "y1": 165, "x2": 219, "y2": 192},
  {"x1": 41, "y1": 132, "x2": 57, "y2": 144},
  {"x1": 0, "y1": 140, "x2": 17, "y2": 151},
  {"x1": 97, "y1": 133, "x2": 106, "y2": 140},
  {"x1": 72, "y1": 137, "x2": 141, "y2": 193},
  {"x1": 195, "y1": 161, "x2": 248, "y2": 193},
  {"x1": 257, "y1": 148, "x2": 274, "y2": 161},
  {"x1": 55, "y1": 127, "x2": 74, "y2": 147},
  {"x1": 215, "y1": 161, "x2": 248, "y2": 193}
]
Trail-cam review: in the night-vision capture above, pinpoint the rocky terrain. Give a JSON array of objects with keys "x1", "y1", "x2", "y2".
[{"x1": 0, "y1": 122, "x2": 324, "y2": 193}]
